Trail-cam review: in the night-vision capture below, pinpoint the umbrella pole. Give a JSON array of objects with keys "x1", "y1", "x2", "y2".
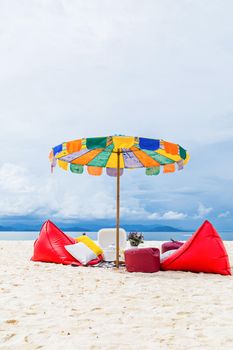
[{"x1": 116, "y1": 150, "x2": 120, "y2": 268}]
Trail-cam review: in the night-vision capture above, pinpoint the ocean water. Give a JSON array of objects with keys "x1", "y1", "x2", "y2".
[{"x1": 0, "y1": 231, "x2": 232, "y2": 241}]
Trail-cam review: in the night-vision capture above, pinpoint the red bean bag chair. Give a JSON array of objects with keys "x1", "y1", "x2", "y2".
[
  {"x1": 161, "y1": 240, "x2": 184, "y2": 254},
  {"x1": 31, "y1": 220, "x2": 81, "y2": 265},
  {"x1": 124, "y1": 248, "x2": 160, "y2": 273},
  {"x1": 161, "y1": 220, "x2": 231, "y2": 275}
]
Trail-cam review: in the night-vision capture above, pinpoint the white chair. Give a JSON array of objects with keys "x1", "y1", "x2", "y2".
[{"x1": 98, "y1": 228, "x2": 127, "y2": 262}]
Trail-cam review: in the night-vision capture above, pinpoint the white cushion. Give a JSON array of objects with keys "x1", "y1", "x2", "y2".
[
  {"x1": 160, "y1": 249, "x2": 178, "y2": 262},
  {"x1": 65, "y1": 242, "x2": 97, "y2": 265}
]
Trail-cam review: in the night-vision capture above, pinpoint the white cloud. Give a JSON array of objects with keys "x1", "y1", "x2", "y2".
[
  {"x1": 162, "y1": 211, "x2": 187, "y2": 220},
  {"x1": 0, "y1": 162, "x2": 187, "y2": 221},
  {"x1": 120, "y1": 206, "x2": 149, "y2": 219},
  {"x1": 218, "y1": 211, "x2": 230, "y2": 218},
  {"x1": 0, "y1": 163, "x2": 34, "y2": 193},
  {"x1": 148, "y1": 211, "x2": 187, "y2": 221},
  {"x1": 0, "y1": 163, "x2": 42, "y2": 216},
  {"x1": 54, "y1": 190, "x2": 116, "y2": 220},
  {"x1": 1, "y1": 0, "x2": 233, "y2": 164},
  {"x1": 194, "y1": 202, "x2": 213, "y2": 219},
  {"x1": 0, "y1": 162, "x2": 116, "y2": 219},
  {"x1": 148, "y1": 213, "x2": 161, "y2": 220}
]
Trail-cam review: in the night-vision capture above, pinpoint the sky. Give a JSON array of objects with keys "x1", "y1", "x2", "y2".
[{"x1": 0, "y1": 0, "x2": 233, "y2": 230}]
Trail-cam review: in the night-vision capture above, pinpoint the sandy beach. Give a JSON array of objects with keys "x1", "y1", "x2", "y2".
[{"x1": 0, "y1": 240, "x2": 233, "y2": 350}]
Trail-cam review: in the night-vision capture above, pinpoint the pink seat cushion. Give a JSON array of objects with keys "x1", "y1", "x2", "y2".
[
  {"x1": 124, "y1": 248, "x2": 160, "y2": 273},
  {"x1": 161, "y1": 241, "x2": 184, "y2": 254}
]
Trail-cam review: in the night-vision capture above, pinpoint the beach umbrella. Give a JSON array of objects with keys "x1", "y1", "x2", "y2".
[{"x1": 49, "y1": 135, "x2": 189, "y2": 268}]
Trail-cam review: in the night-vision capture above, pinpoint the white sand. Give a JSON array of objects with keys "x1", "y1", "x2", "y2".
[{"x1": 0, "y1": 241, "x2": 233, "y2": 350}]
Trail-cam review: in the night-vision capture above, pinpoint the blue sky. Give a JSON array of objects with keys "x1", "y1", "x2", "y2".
[{"x1": 0, "y1": 1, "x2": 233, "y2": 230}]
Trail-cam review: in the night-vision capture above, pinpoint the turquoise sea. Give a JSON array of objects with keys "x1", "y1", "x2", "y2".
[{"x1": 0, "y1": 231, "x2": 232, "y2": 241}]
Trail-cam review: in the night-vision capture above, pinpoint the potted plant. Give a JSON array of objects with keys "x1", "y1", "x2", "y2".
[{"x1": 128, "y1": 232, "x2": 144, "y2": 248}]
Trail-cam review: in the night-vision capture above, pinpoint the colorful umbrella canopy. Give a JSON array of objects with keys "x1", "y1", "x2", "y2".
[
  {"x1": 50, "y1": 136, "x2": 189, "y2": 174},
  {"x1": 50, "y1": 135, "x2": 190, "y2": 267}
]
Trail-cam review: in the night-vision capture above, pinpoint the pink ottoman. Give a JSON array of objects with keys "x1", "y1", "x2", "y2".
[
  {"x1": 161, "y1": 240, "x2": 183, "y2": 254},
  {"x1": 124, "y1": 248, "x2": 160, "y2": 273}
]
